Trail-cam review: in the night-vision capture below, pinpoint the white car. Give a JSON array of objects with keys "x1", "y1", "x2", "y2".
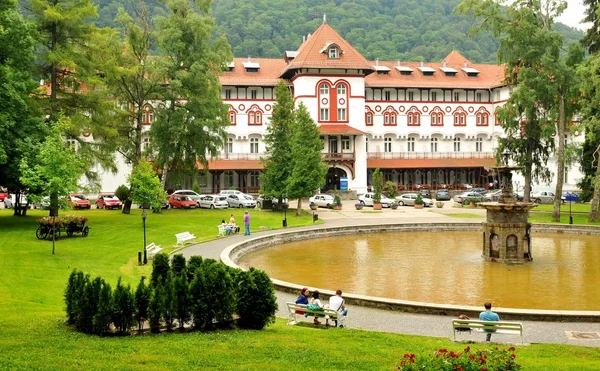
[
  {"x1": 531, "y1": 191, "x2": 566, "y2": 204},
  {"x1": 198, "y1": 195, "x2": 229, "y2": 209},
  {"x1": 172, "y1": 190, "x2": 205, "y2": 205},
  {"x1": 309, "y1": 194, "x2": 335, "y2": 208},
  {"x1": 227, "y1": 194, "x2": 256, "y2": 208},
  {"x1": 4, "y1": 194, "x2": 29, "y2": 209},
  {"x1": 219, "y1": 190, "x2": 248, "y2": 198},
  {"x1": 395, "y1": 193, "x2": 434, "y2": 207},
  {"x1": 358, "y1": 192, "x2": 394, "y2": 207}
]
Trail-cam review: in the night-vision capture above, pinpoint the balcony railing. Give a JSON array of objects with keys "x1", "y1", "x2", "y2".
[
  {"x1": 322, "y1": 152, "x2": 355, "y2": 161},
  {"x1": 218, "y1": 153, "x2": 262, "y2": 160},
  {"x1": 367, "y1": 152, "x2": 495, "y2": 160}
]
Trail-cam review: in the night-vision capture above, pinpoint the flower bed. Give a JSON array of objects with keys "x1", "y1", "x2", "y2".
[
  {"x1": 397, "y1": 346, "x2": 521, "y2": 370},
  {"x1": 37, "y1": 215, "x2": 88, "y2": 227}
]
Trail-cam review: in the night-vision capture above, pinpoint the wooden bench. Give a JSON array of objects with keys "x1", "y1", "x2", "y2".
[
  {"x1": 145, "y1": 242, "x2": 162, "y2": 259},
  {"x1": 452, "y1": 319, "x2": 524, "y2": 344},
  {"x1": 175, "y1": 231, "x2": 196, "y2": 247},
  {"x1": 286, "y1": 302, "x2": 344, "y2": 327}
]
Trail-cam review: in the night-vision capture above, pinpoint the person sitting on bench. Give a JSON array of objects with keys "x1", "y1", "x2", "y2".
[
  {"x1": 306, "y1": 290, "x2": 324, "y2": 325},
  {"x1": 221, "y1": 220, "x2": 233, "y2": 235},
  {"x1": 229, "y1": 214, "x2": 240, "y2": 234},
  {"x1": 479, "y1": 302, "x2": 500, "y2": 342},
  {"x1": 328, "y1": 289, "x2": 348, "y2": 327}
]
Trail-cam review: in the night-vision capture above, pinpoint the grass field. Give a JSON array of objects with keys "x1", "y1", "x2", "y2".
[
  {"x1": 533, "y1": 203, "x2": 591, "y2": 213},
  {"x1": 0, "y1": 208, "x2": 599, "y2": 370}
]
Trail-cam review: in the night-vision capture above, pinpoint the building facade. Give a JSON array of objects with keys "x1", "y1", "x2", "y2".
[{"x1": 99, "y1": 22, "x2": 583, "y2": 195}]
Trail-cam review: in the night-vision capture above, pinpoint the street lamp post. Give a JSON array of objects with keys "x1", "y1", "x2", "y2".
[
  {"x1": 568, "y1": 193, "x2": 573, "y2": 225},
  {"x1": 142, "y1": 209, "x2": 147, "y2": 264}
]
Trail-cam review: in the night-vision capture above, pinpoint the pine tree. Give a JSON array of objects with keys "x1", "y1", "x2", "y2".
[
  {"x1": 163, "y1": 272, "x2": 175, "y2": 331},
  {"x1": 112, "y1": 277, "x2": 135, "y2": 334},
  {"x1": 148, "y1": 284, "x2": 165, "y2": 334},
  {"x1": 582, "y1": 0, "x2": 600, "y2": 54},
  {"x1": 170, "y1": 254, "x2": 187, "y2": 277},
  {"x1": 173, "y1": 273, "x2": 191, "y2": 330},
  {"x1": 134, "y1": 276, "x2": 151, "y2": 331},
  {"x1": 236, "y1": 268, "x2": 277, "y2": 330},
  {"x1": 93, "y1": 280, "x2": 113, "y2": 334},
  {"x1": 287, "y1": 103, "x2": 328, "y2": 216},
  {"x1": 261, "y1": 81, "x2": 295, "y2": 207},
  {"x1": 151, "y1": 253, "x2": 171, "y2": 286}
]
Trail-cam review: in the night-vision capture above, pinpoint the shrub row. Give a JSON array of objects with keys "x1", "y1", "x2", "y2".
[{"x1": 65, "y1": 254, "x2": 278, "y2": 335}]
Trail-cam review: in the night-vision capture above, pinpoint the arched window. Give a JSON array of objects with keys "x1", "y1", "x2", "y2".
[
  {"x1": 407, "y1": 107, "x2": 421, "y2": 126},
  {"x1": 430, "y1": 107, "x2": 444, "y2": 126},
  {"x1": 318, "y1": 80, "x2": 349, "y2": 123},
  {"x1": 337, "y1": 84, "x2": 346, "y2": 95},
  {"x1": 383, "y1": 106, "x2": 397, "y2": 126},
  {"x1": 475, "y1": 107, "x2": 490, "y2": 126},
  {"x1": 407, "y1": 137, "x2": 415, "y2": 152},
  {"x1": 250, "y1": 138, "x2": 259, "y2": 154},
  {"x1": 430, "y1": 137, "x2": 438, "y2": 152},
  {"x1": 476, "y1": 137, "x2": 483, "y2": 152},
  {"x1": 384, "y1": 137, "x2": 392, "y2": 153},
  {"x1": 320, "y1": 84, "x2": 329, "y2": 96},
  {"x1": 228, "y1": 108, "x2": 237, "y2": 125},
  {"x1": 247, "y1": 105, "x2": 264, "y2": 126},
  {"x1": 453, "y1": 137, "x2": 461, "y2": 152},
  {"x1": 143, "y1": 105, "x2": 154, "y2": 125},
  {"x1": 142, "y1": 137, "x2": 150, "y2": 151},
  {"x1": 453, "y1": 107, "x2": 467, "y2": 126}
]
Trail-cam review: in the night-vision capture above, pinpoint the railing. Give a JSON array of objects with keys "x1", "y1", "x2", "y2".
[
  {"x1": 367, "y1": 152, "x2": 495, "y2": 160},
  {"x1": 217, "y1": 153, "x2": 262, "y2": 160},
  {"x1": 322, "y1": 152, "x2": 355, "y2": 161}
]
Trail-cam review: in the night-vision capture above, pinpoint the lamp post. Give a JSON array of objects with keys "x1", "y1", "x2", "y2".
[
  {"x1": 568, "y1": 193, "x2": 573, "y2": 225},
  {"x1": 142, "y1": 209, "x2": 147, "y2": 264}
]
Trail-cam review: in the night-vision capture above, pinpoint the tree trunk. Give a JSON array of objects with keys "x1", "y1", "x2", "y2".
[
  {"x1": 296, "y1": 198, "x2": 302, "y2": 216},
  {"x1": 523, "y1": 147, "x2": 532, "y2": 203},
  {"x1": 589, "y1": 145, "x2": 600, "y2": 222},
  {"x1": 160, "y1": 162, "x2": 168, "y2": 191},
  {"x1": 552, "y1": 96, "x2": 566, "y2": 222},
  {"x1": 122, "y1": 199, "x2": 132, "y2": 214},
  {"x1": 50, "y1": 191, "x2": 59, "y2": 217}
]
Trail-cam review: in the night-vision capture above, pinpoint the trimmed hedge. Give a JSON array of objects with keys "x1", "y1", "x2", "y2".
[{"x1": 64, "y1": 254, "x2": 278, "y2": 335}]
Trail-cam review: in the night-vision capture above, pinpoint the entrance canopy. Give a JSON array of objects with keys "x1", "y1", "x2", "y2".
[
  {"x1": 319, "y1": 125, "x2": 365, "y2": 136},
  {"x1": 367, "y1": 157, "x2": 496, "y2": 169}
]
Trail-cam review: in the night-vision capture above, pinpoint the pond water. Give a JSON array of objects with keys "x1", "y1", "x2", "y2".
[{"x1": 237, "y1": 231, "x2": 600, "y2": 310}]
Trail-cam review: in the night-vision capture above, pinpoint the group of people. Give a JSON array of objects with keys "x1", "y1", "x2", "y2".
[
  {"x1": 295, "y1": 287, "x2": 348, "y2": 327},
  {"x1": 221, "y1": 211, "x2": 252, "y2": 236}
]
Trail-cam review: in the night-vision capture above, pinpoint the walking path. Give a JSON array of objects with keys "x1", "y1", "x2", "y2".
[{"x1": 180, "y1": 201, "x2": 600, "y2": 347}]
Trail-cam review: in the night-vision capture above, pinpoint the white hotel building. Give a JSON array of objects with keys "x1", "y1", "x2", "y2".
[{"x1": 101, "y1": 23, "x2": 582, "y2": 194}]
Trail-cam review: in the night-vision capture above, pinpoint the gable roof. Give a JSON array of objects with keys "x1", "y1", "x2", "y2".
[{"x1": 279, "y1": 23, "x2": 374, "y2": 78}]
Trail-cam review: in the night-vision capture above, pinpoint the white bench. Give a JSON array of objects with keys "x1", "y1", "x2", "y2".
[
  {"x1": 145, "y1": 242, "x2": 162, "y2": 259},
  {"x1": 217, "y1": 225, "x2": 227, "y2": 237},
  {"x1": 175, "y1": 231, "x2": 196, "y2": 247},
  {"x1": 286, "y1": 302, "x2": 344, "y2": 327},
  {"x1": 452, "y1": 319, "x2": 524, "y2": 344}
]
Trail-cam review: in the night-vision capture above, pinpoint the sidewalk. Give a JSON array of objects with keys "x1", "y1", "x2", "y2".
[{"x1": 180, "y1": 203, "x2": 600, "y2": 347}]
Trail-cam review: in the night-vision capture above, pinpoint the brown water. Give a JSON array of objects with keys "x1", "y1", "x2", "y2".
[{"x1": 238, "y1": 231, "x2": 600, "y2": 310}]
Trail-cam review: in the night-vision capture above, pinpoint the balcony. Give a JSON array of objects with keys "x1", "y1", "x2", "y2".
[
  {"x1": 218, "y1": 153, "x2": 262, "y2": 160},
  {"x1": 367, "y1": 152, "x2": 495, "y2": 160},
  {"x1": 322, "y1": 152, "x2": 355, "y2": 161}
]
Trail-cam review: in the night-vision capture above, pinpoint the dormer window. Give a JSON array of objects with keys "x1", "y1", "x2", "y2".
[
  {"x1": 417, "y1": 63, "x2": 436, "y2": 76},
  {"x1": 225, "y1": 61, "x2": 235, "y2": 72},
  {"x1": 328, "y1": 47, "x2": 339, "y2": 59},
  {"x1": 242, "y1": 57, "x2": 260, "y2": 73}
]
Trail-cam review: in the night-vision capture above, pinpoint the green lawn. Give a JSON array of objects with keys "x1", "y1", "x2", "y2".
[
  {"x1": 533, "y1": 203, "x2": 591, "y2": 213},
  {"x1": 0, "y1": 208, "x2": 599, "y2": 370},
  {"x1": 528, "y1": 212, "x2": 600, "y2": 225}
]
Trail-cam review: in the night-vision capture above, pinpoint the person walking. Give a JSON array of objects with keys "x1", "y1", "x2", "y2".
[
  {"x1": 479, "y1": 302, "x2": 500, "y2": 342},
  {"x1": 243, "y1": 210, "x2": 251, "y2": 235}
]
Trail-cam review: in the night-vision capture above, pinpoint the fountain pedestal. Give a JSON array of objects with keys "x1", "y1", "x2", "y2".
[{"x1": 480, "y1": 165, "x2": 537, "y2": 264}]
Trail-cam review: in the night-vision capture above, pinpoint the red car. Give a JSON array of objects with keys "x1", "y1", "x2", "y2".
[
  {"x1": 168, "y1": 194, "x2": 197, "y2": 209},
  {"x1": 0, "y1": 188, "x2": 7, "y2": 202},
  {"x1": 95, "y1": 194, "x2": 122, "y2": 209},
  {"x1": 69, "y1": 194, "x2": 91, "y2": 209}
]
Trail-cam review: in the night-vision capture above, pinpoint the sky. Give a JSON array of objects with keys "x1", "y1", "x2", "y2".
[{"x1": 557, "y1": 0, "x2": 589, "y2": 30}]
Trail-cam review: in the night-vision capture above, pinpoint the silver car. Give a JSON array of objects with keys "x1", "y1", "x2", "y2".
[
  {"x1": 395, "y1": 193, "x2": 434, "y2": 207},
  {"x1": 198, "y1": 195, "x2": 229, "y2": 209},
  {"x1": 227, "y1": 194, "x2": 256, "y2": 208}
]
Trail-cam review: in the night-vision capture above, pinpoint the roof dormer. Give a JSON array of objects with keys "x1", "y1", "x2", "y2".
[
  {"x1": 440, "y1": 61, "x2": 457, "y2": 77},
  {"x1": 320, "y1": 42, "x2": 343, "y2": 59},
  {"x1": 461, "y1": 62, "x2": 480, "y2": 77},
  {"x1": 417, "y1": 62, "x2": 436, "y2": 76},
  {"x1": 394, "y1": 60, "x2": 413, "y2": 76},
  {"x1": 285, "y1": 51, "x2": 298, "y2": 63},
  {"x1": 225, "y1": 61, "x2": 235, "y2": 72},
  {"x1": 243, "y1": 57, "x2": 260, "y2": 73},
  {"x1": 373, "y1": 59, "x2": 390, "y2": 75}
]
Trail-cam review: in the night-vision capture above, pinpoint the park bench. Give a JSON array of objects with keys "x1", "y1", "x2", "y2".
[
  {"x1": 145, "y1": 242, "x2": 162, "y2": 259},
  {"x1": 286, "y1": 302, "x2": 344, "y2": 327},
  {"x1": 175, "y1": 231, "x2": 196, "y2": 247},
  {"x1": 217, "y1": 225, "x2": 227, "y2": 237},
  {"x1": 452, "y1": 319, "x2": 524, "y2": 344}
]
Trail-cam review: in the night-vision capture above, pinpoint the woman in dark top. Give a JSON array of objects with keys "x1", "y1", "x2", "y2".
[{"x1": 295, "y1": 287, "x2": 309, "y2": 304}]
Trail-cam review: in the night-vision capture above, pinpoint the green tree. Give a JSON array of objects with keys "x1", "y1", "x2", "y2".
[
  {"x1": 128, "y1": 160, "x2": 166, "y2": 211},
  {"x1": 582, "y1": 0, "x2": 600, "y2": 53},
  {"x1": 150, "y1": 252, "x2": 171, "y2": 286},
  {"x1": 261, "y1": 81, "x2": 294, "y2": 205},
  {"x1": 456, "y1": 0, "x2": 567, "y2": 203},
  {"x1": 150, "y1": 0, "x2": 232, "y2": 190},
  {"x1": 372, "y1": 168, "x2": 383, "y2": 204},
  {"x1": 173, "y1": 272, "x2": 191, "y2": 330},
  {"x1": 29, "y1": 0, "x2": 120, "y2": 199},
  {"x1": 112, "y1": 277, "x2": 135, "y2": 334},
  {"x1": 163, "y1": 272, "x2": 175, "y2": 331},
  {"x1": 148, "y1": 283, "x2": 164, "y2": 333},
  {"x1": 287, "y1": 103, "x2": 328, "y2": 216},
  {"x1": 93, "y1": 279, "x2": 113, "y2": 335},
  {"x1": 236, "y1": 268, "x2": 277, "y2": 330},
  {"x1": 134, "y1": 276, "x2": 151, "y2": 331}
]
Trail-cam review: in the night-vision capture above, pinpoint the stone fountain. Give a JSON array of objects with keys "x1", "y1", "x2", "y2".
[{"x1": 480, "y1": 152, "x2": 537, "y2": 264}]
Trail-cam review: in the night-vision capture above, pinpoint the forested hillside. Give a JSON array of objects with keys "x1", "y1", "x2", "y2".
[{"x1": 94, "y1": 0, "x2": 583, "y2": 63}]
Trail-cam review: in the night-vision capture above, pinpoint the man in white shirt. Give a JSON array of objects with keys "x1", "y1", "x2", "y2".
[{"x1": 328, "y1": 289, "x2": 348, "y2": 327}]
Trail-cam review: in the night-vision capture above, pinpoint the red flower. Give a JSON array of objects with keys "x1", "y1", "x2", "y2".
[{"x1": 508, "y1": 346, "x2": 516, "y2": 351}]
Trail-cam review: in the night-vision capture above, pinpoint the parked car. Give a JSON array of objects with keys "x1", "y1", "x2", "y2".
[
  {"x1": 358, "y1": 192, "x2": 394, "y2": 207},
  {"x1": 4, "y1": 194, "x2": 29, "y2": 209},
  {"x1": 172, "y1": 190, "x2": 205, "y2": 205},
  {"x1": 471, "y1": 187, "x2": 487, "y2": 195},
  {"x1": 418, "y1": 189, "x2": 431, "y2": 198},
  {"x1": 69, "y1": 194, "x2": 91, "y2": 209},
  {"x1": 531, "y1": 191, "x2": 566, "y2": 204},
  {"x1": 32, "y1": 196, "x2": 51, "y2": 210},
  {"x1": 453, "y1": 191, "x2": 483, "y2": 204},
  {"x1": 434, "y1": 189, "x2": 451, "y2": 201},
  {"x1": 395, "y1": 193, "x2": 434, "y2": 207},
  {"x1": 483, "y1": 190, "x2": 502, "y2": 202},
  {"x1": 168, "y1": 194, "x2": 198, "y2": 209},
  {"x1": 256, "y1": 195, "x2": 288, "y2": 209},
  {"x1": 0, "y1": 188, "x2": 8, "y2": 201},
  {"x1": 227, "y1": 194, "x2": 256, "y2": 208},
  {"x1": 198, "y1": 195, "x2": 229, "y2": 209},
  {"x1": 219, "y1": 190, "x2": 248, "y2": 198},
  {"x1": 563, "y1": 192, "x2": 580, "y2": 203},
  {"x1": 95, "y1": 194, "x2": 122, "y2": 209},
  {"x1": 309, "y1": 194, "x2": 335, "y2": 208}
]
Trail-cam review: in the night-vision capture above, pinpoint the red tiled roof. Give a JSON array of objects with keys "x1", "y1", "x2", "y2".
[
  {"x1": 280, "y1": 23, "x2": 374, "y2": 77},
  {"x1": 200, "y1": 160, "x2": 263, "y2": 171},
  {"x1": 319, "y1": 124, "x2": 365, "y2": 135},
  {"x1": 367, "y1": 157, "x2": 496, "y2": 169},
  {"x1": 365, "y1": 51, "x2": 505, "y2": 89},
  {"x1": 220, "y1": 58, "x2": 289, "y2": 87}
]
